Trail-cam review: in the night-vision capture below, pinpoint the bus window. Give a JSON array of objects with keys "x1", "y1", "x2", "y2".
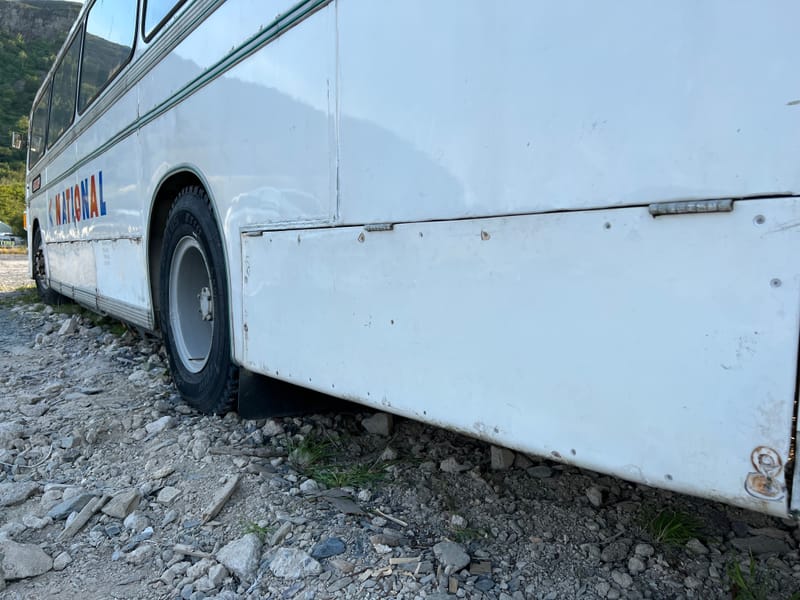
[
  {"x1": 47, "y1": 28, "x2": 83, "y2": 150},
  {"x1": 78, "y1": 0, "x2": 136, "y2": 114},
  {"x1": 28, "y1": 82, "x2": 52, "y2": 168},
  {"x1": 143, "y1": 0, "x2": 187, "y2": 40}
]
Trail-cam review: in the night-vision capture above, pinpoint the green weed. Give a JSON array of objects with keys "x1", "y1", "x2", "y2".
[
  {"x1": 242, "y1": 521, "x2": 271, "y2": 541},
  {"x1": 643, "y1": 508, "x2": 702, "y2": 546},
  {"x1": 288, "y1": 435, "x2": 334, "y2": 470},
  {"x1": 288, "y1": 433, "x2": 387, "y2": 488},
  {"x1": 311, "y1": 462, "x2": 387, "y2": 488},
  {"x1": 728, "y1": 556, "x2": 779, "y2": 600},
  {"x1": 450, "y1": 526, "x2": 484, "y2": 543}
]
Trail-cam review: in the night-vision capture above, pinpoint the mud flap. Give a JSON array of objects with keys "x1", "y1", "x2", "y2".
[{"x1": 237, "y1": 369, "x2": 355, "y2": 419}]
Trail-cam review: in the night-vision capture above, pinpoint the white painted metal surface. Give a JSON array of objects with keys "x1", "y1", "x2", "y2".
[
  {"x1": 242, "y1": 199, "x2": 799, "y2": 516},
  {"x1": 338, "y1": 1, "x2": 800, "y2": 223},
  {"x1": 25, "y1": 0, "x2": 800, "y2": 515}
]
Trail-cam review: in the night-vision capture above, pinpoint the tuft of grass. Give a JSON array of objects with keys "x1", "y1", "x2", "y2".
[
  {"x1": 288, "y1": 433, "x2": 388, "y2": 488},
  {"x1": 288, "y1": 435, "x2": 334, "y2": 470},
  {"x1": 728, "y1": 556, "x2": 770, "y2": 600},
  {"x1": 52, "y1": 302, "x2": 83, "y2": 315},
  {"x1": 643, "y1": 509, "x2": 702, "y2": 546},
  {"x1": 451, "y1": 526, "x2": 485, "y2": 543},
  {"x1": 242, "y1": 521, "x2": 272, "y2": 541},
  {"x1": 311, "y1": 462, "x2": 387, "y2": 488}
]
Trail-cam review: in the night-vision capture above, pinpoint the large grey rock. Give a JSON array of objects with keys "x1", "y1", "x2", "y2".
[
  {"x1": 269, "y1": 548, "x2": 321, "y2": 579},
  {"x1": 0, "y1": 482, "x2": 40, "y2": 507},
  {"x1": 123, "y1": 511, "x2": 151, "y2": 533},
  {"x1": 102, "y1": 489, "x2": 141, "y2": 519},
  {"x1": 686, "y1": 538, "x2": 709, "y2": 555},
  {"x1": 361, "y1": 413, "x2": 394, "y2": 436},
  {"x1": 216, "y1": 534, "x2": 262, "y2": 582},
  {"x1": 58, "y1": 316, "x2": 78, "y2": 336},
  {"x1": 47, "y1": 493, "x2": 95, "y2": 520},
  {"x1": 439, "y1": 458, "x2": 471, "y2": 474},
  {"x1": 22, "y1": 515, "x2": 51, "y2": 531},
  {"x1": 156, "y1": 486, "x2": 181, "y2": 505},
  {"x1": 527, "y1": 465, "x2": 554, "y2": 479},
  {"x1": 730, "y1": 536, "x2": 791, "y2": 555},
  {"x1": 433, "y1": 541, "x2": 470, "y2": 571},
  {"x1": 585, "y1": 486, "x2": 604, "y2": 507},
  {"x1": 311, "y1": 537, "x2": 346, "y2": 559},
  {"x1": 0, "y1": 540, "x2": 53, "y2": 580},
  {"x1": 0, "y1": 423, "x2": 24, "y2": 450},
  {"x1": 490, "y1": 446, "x2": 516, "y2": 471},
  {"x1": 145, "y1": 416, "x2": 174, "y2": 435},
  {"x1": 52, "y1": 552, "x2": 72, "y2": 571},
  {"x1": 18, "y1": 404, "x2": 48, "y2": 417}
]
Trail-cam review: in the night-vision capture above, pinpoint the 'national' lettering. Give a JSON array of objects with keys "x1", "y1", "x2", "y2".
[{"x1": 49, "y1": 171, "x2": 107, "y2": 227}]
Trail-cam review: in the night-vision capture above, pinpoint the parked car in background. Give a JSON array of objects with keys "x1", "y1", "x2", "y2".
[{"x1": 0, "y1": 221, "x2": 24, "y2": 247}]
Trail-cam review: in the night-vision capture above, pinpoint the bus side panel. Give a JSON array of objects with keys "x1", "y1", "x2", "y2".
[
  {"x1": 138, "y1": 1, "x2": 337, "y2": 351},
  {"x1": 28, "y1": 86, "x2": 149, "y2": 325},
  {"x1": 337, "y1": 0, "x2": 800, "y2": 224},
  {"x1": 241, "y1": 198, "x2": 800, "y2": 516}
]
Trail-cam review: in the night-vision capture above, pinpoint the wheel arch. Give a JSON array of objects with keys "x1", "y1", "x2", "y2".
[{"x1": 146, "y1": 167, "x2": 228, "y2": 330}]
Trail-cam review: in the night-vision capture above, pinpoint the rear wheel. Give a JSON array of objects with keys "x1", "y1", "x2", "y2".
[
  {"x1": 159, "y1": 187, "x2": 237, "y2": 414},
  {"x1": 32, "y1": 228, "x2": 64, "y2": 305}
]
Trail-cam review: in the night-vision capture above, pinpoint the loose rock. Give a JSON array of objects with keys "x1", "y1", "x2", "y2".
[
  {"x1": 216, "y1": 534, "x2": 262, "y2": 582},
  {"x1": 102, "y1": 489, "x2": 141, "y2": 519},
  {"x1": 433, "y1": 541, "x2": 470, "y2": 571},
  {"x1": 0, "y1": 540, "x2": 53, "y2": 580},
  {"x1": 52, "y1": 552, "x2": 72, "y2": 572},
  {"x1": 0, "y1": 482, "x2": 40, "y2": 507},
  {"x1": 362, "y1": 412, "x2": 394, "y2": 436},
  {"x1": 310, "y1": 537, "x2": 346, "y2": 560},
  {"x1": 490, "y1": 445, "x2": 516, "y2": 470},
  {"x1": 269, "y1": 548, "x2": 322, "y2": 579}
]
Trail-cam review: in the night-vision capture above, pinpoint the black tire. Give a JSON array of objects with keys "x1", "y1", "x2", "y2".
[
  {"x1": 159, "y1": 187, "x2": 238, "y2": 414},
  {"x1": 32, "y1": 227, "x2": 65, "y2": 305}
]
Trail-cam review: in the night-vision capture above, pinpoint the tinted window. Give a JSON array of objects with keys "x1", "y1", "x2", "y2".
[
  {"x1": 144, "y1": 0, "x2": 186, "y2": 39},
  {"x1": 78, "y1": 0, "x2": 136, "y2": 113},
  {"x1": 28, "y1": 83, "x2": 52, "y2": 167},
  {"x1": 47, "y1": 29, "x2": 83, "y2": 150}
]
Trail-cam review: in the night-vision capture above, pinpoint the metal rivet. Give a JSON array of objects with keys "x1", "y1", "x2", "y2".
[
  {"x1": 358, "y1": 232, "x2": 365, "y2": 243},
  {"x1": 771, "y1": 278, "x2": 782, "y2": 288},
  {"x1": 754, "y1": 215, "x2": 765, "y2": 225}
]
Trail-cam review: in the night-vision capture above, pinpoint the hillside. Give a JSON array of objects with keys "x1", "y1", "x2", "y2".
[{"x1": 0, "y1": 0, "x2": 80, "y2": 235}]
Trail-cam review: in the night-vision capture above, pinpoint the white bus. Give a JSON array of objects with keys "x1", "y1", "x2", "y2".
[{"x1": 26, "y1": 0, "x2": 800, "y2": 518}]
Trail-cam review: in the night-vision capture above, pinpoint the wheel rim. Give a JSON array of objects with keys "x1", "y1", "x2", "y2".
[
  {"x1": 169, "y1": 235, "x2": 214, "y2": 374},
  {"x1": 34, "y1": 235, "x2": 49, "y2": 291}
]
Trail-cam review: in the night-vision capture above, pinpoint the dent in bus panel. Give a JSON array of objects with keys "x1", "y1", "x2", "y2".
[
  {"x1": 47, "y1": 241, "x2": 97, "y2": 291},
  {"x1": 94, "y1": 239, "x2": 149, "y2": 309},
  {"x1": 140, "y1": 4, "x2": 337, "y2": 228}
]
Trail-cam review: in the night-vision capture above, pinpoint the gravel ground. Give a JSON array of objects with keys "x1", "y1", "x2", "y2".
[
  {"x1": 0, "y1": 254, "x2": 30, "y2": 293},
  {"x1": 0, "y1": 255, "x2": 799, "y2": 600}
]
